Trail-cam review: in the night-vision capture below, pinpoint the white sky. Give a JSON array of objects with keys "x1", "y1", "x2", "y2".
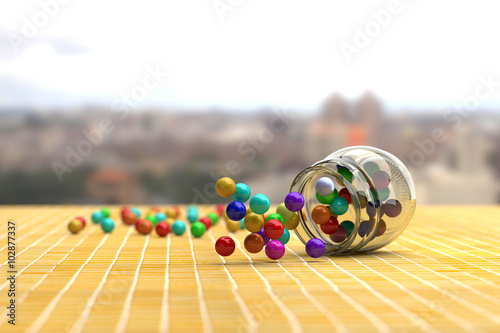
[{"x1": 1, "y1": 0, "x2": 500, "y2": 110}]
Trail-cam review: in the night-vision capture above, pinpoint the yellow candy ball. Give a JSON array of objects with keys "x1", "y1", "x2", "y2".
[
  {"x1": 244, "y1": 213, "x2": 265, "y2": 233},
  {"x1": 68, "y1": 219, "x2": 83, "y2": 234},
  {"x1": 165, "y1": 208, "x2": 177, "y2": 219},
  {"x1": 227, "y1": 219, "x2": 240, "y2": 232},
  {"x1": 285, "y1": 213, "x2": 300, "y2": 230},
  {"x1": 216, "y1": 177, "x2": 236, "y2": 198}
]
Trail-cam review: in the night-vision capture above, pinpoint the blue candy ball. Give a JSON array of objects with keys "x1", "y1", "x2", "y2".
[
  {"x1": 315, "y1": 177, "x2": 335, "y2": 197},
  {"x1": 231, "y1": 183, "x2": 251, "y2": 203},
  {"x1": 187, "y1": 209, "x2": 198, "y2": 223},
  {"x1": 101, "y1": 218, "x2": 115, "y2": 233},
  {"x1": 172, "y1": 220, "x2": 186, "y2": 235},
  {"x1": 92, "y1": 211, "x2": 104, "y2": 224},
  {"x1": 155, "y1": 212, "x2": 167, "y2": 222},
  {"x1": 226, "y1": 201, "x2": 247, "y2": 221},
  {"x1": 249, "y1": 194, "x2": 270, "y2": 215},
  {"x1": 277, "y1": 228, "x2": 290, "y2": 245}
]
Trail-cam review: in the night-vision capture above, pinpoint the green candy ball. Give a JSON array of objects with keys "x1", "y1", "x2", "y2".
[
  {"x1": 101, "y1": 207, "x2": 111, "y2": 218},
  {"x1": 207, "y1": 212, "x2": 219, "y2": 225},
  {"x1": 316, "y1": 189, "x2": 338, "y2": 204},
  {"x1": 191, "y1": 222, "x2": 206, "y2": 238},
  {"x1": 340, "y1": 221, "x2": 354, "y2": 237},
  {"x1": 266, "y1": 213, "x2": 285, "y2": 226}
]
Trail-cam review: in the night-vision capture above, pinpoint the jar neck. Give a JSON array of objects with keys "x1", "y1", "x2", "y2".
[{"x1": 290, "y1": 157, "x2": 381, "y2": 255}]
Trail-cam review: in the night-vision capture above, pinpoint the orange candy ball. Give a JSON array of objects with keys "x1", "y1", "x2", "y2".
[
  {"x1": 244, "y1": 233, "x2": 265, "y2": 253},
  {"x1": 312, "y1": 206, "x2": 331, "y2": 225},
  {"x1": 136, "y1": 219, "x2": 153, "y2": 235},
  {"x1": 122, "y1": 211, "x2": 137, "y2": 225}
]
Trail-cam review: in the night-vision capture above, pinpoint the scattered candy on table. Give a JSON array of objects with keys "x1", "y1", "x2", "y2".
[
  {"x1": 172, "y1": 220, "x2": 186, "y2": 236},
  {"x1": 101, "y1": 218, "x2": 115, "y2": 233},
  {"x1": 215, "y1": 236, "x2": 235, "y2": 257},
  {"x1": 191, "y1": 221, "x2": 206, "y2": 238},
  {"x1": 244, "y1": 233, "x2": 265, "y2": 253},
  {"x1": 137, "y1": 219, "x2": 153, "y2": 235},
  {"x1": 68, "y1": 219, "x2": 83, "y2": 234},
  {"x1": 306, "y1": 238, "x2": 325, "y2": 258},
  {"x1": 265, "y1": 240, "x2": 285, "y2": 260},
  {"x1": 156, "y1": 221, "x2": 171, "y2": 237},
  {"x1": 263, "y1": 219, "x2": 284, "y2": 240}
]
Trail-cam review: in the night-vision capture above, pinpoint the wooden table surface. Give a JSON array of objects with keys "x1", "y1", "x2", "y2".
[{"x1": 0, "y1": 205, "x2": 499, "y2": 333}]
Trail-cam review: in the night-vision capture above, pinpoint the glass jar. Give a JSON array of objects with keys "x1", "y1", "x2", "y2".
[{"x1": 290, "y1": 146, "x2": 416, "y2": 255}]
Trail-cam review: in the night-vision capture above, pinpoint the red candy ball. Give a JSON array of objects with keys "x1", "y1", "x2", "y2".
[
  {"x1": 338, "y1": 188, "x2": 352, "y2": 204},
  {"x1": 216, "y1": 204, "x2": 225, "y2": 217},
  {"x1": 263, "y1": 219, "x2": 284, "y2": 240},
  {"x1": 199, "y1": 217, "x2": 212, "y2": 230},
  {"x1": 156, "y1": 221, "x2": 171, "y2": 237},
  {"x1": 321, "y1": 216, "x2": 339, "y2": 234},
  {"x1": 215, "y1": 236, "x2": 236, "y2": 256}
]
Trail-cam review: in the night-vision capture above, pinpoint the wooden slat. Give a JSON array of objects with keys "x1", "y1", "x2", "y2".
[{"x1": 0, "y1": 205, "x2": 499, "y2": 332}]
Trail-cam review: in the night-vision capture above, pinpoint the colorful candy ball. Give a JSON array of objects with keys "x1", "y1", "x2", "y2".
[
  {"x1": 227, "y1": 219, "x2": 240, "y2": 232},
  {"x1": 155, "y1": 221, "x2": 171, "y2": 237},
  {"x1": 265, "y1": 213, "x2": 285, "y2": 226},
  {"x1": 311, "y1": 206, "x2": 330, "y2": 225},
  {"x1": 249, "y1": 194, "x2": 270, "y2": 215},
  {"x1": 101, "y1": 207, "x2": 111, "y2": 218},
  {"x1": 146, "y1": 214, "x2": 158, "y2": 227},
  {"x1": 199, "y1": 217, "x2": 212, "y2": 230},
  {"x1": 187, "y1": 208, "x2": 199, "y2": 223},
  {"x1": 244, "y1": 213, "x2": 265, "y2": 233},
  {"x1": 340, "y1": 221, "x2": 355, "y2": 237},
  {"x1": 264, "y1": 219, "x2": 284, "y2": 240},
  {"x1": 131, "y1": 207, "x2": 141, "y2": 218},
  {"x1": 136, "y1": 219, "x2": 153, "y2": 235},
  {"x1": 68, "y1": 219, "x2": 83, "y2": 234},
  {"x1": 306, "y1": 238, "x2": 325, "y2": 258},
  {"x1": 155, "y1": 212, "x2": 167, "y2": 222},
  {"x1": 315, "y1": 177, "x2": 335, "y2": 197},
  {"x1": 330, "y1": 197, "x2": 349, "y2": 216},
  {"x1": 231, "y1": 183, "x2": 251, "y2": 203},
  {"x1": 320, "y1": 216, "x2": 339, "y2": 234},
  {"x1": 215, "y1": 236, "x2": 235, "y2": 257},
  {"x1": 244, "y1": 233, "x2": 265, "y2": 253},
  {"x1": 257, "y1": 227, "x2": 271, "y2": 245},
  {"x1": 207, "y1": 212, "x2": 219, "y2": 225},
  {"x1": 265, "y1": 240, "x2": 286, "y2": 260},
  {"x1": 74, "y1": 216, "x2": 86, "y2": 228},
  {"x1": 276, "y1": 203, "x2": 295, "y2": 222},
  {"x1": 284, "y1": 213, "x2": 300, "y2": 230},
  {"x1": 383, "y1": 199, "x2": 402, "y2": 218},
  {"x1": 376, "y1": 219, "x2": 387, "y2": 236},
  {"x1": 101, "y1": 218, "x2": 115, "y2": 233},
  {"x1": 172, "y1": 220, "x2": 186, "y2": 236},
  {"x1": 372, "y1": 171, "x2": 391, "y2": 190},
  {"x1": 122, "y1": 211, "x2": 137, "y2": 225},
  {"x1": 91, "y1": 211, "x2": 105, "y2": 224},
  {"x1": 191, "y1": 221, "x2": 206, "y2": 238},
  {"x1": 284, "y1": 192, "x2": 305, "y2": 212},
  {"x1": 277, "y1": 228, "x2": 290, "y2": 245},
  {"x1": 338, "y1": 188, "x2": 352, "y2": 204},
  {"x1": 216, "y1": 177, "x2": 236, "y2": 198},
  {"x1": 226, "y1": 201, "x2": 247, "y2": 221},
  {"x1": 316, "y1": 189, "x2": 338, "y2": 204},
  {"x1": 330, "y1": 225, "x2": 348, "y2": 243}
]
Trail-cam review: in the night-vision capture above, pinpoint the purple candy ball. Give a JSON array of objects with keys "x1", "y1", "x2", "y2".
[
  {"x1": 306, "y1": 238, "x2": 326, "y2": 258},
  {"x1": 284, "y1": 192, "x2": 305, "y2": 212},
  {"x1": 265, "y1": 240, "x2": 286, "y2": 260},
  {"x1": 257, "y1": 227, "x2": 270, "y2": 245}
]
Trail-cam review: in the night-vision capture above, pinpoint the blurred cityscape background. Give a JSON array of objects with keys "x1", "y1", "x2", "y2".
[
  {"x1": 1, "y1": 92, "x2": 499, "y2": 205},
  {"x1": 1, "y1": 1, "x2": 500, "y2": 205}
]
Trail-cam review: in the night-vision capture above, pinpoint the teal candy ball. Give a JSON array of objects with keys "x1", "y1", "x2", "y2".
[
  {"x1": 278, "y1": 228, "x2": 290, "y2": 245},
  {"x1": 187, "y1": 208, "x2": 198, "y2": 223},
  {"x1": 172, "y1": 220, "x2": 186, "y2": 235},
  {"x1": 231, "y1": 183, "x2": 251, "y2": 203},
  {"x1": 330, "y1": 197, "x2": 349, "y2": 215},
  {"x1": 101, "y1": 218, "x2": 115, "y2": 233},
  {"x1": 249, "y1": 194, "x2": 270, "y2": 215},
  {"x1": 92, "y1": 211, "x2": 104, "y2": 224}
]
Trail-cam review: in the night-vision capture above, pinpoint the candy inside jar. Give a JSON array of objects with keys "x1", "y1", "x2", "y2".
[{"x1": 290, "y1": 146, "x2": 416, "y2": 255}]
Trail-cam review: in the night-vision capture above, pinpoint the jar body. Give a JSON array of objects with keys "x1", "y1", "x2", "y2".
[{"x1": 290, "y1": 146, "x2": 416, "y2": 255}]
